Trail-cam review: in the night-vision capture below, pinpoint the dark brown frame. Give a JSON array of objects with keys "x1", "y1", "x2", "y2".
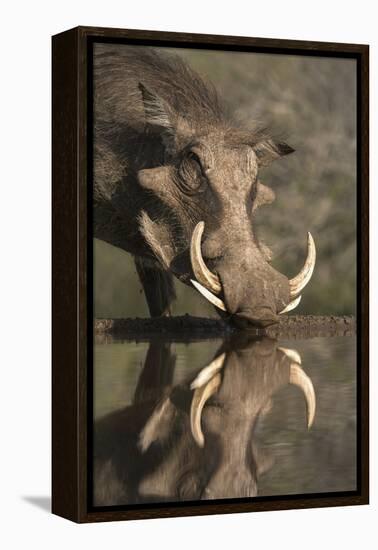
[{"x1": 52, "y1": 26, "x2": 369, "y2": 523}]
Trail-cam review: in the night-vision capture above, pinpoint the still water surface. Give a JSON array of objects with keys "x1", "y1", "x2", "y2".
[{"x1": 93, "y1": 335, "x2": 356, "y2": 506}]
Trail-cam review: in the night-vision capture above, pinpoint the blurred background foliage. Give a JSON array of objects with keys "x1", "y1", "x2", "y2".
[{"x1": 94, "y1": 48, "x2": 356, "y2": 318}]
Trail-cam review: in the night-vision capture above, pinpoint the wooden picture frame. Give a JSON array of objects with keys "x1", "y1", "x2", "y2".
[{"x1": 52, "y1": 26, "x2": 369, "y2": 523}]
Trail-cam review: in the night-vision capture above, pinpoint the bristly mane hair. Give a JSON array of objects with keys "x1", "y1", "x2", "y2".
[
  {"x1": 93, "y1": 45, "x2": 287, "y2": 210},
  {"x1": 94, "y1": 45, "x2": 226, "y2": 133}
]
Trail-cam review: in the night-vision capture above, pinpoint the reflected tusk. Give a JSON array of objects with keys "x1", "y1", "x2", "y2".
[
  {"x1": 190, "y1": 353, "x2": 226, "y2": 390},
  {"x1": 278, "y1": 347, "x2": 302, "y2": 365},
  {"x1": 191, "y1": 279, "x2": 227, "y2": 312},
  {"x1": 190, "y1": 373, "x2": 221, "y2": 447},
  {"x1": 279, "y1": 295, "x2": 302, "y2": 314},
  {"x1": 190, "y1": 221, "x2": 222, "y2": 294},
  {"x1": 289, "y1": 232, "x2": 316, "y2": 298},
  {"x1": 290, "y1": 364, "x2": 316, "y2": 429}
]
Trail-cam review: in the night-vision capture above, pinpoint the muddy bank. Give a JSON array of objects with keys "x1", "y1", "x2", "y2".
[
  {"x1": 94, "y1": 315, "x2": 356, "y2": 342},
  {"x1": 264, "y1": 314, "x2": 356, "y2": 339}
]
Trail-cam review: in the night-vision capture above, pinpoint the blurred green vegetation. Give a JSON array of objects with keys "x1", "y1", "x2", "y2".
[
  {"x1": 94, "y1": 48, "x2": 356, "y2": 318},
  {"x1": 257, "y1": 336, "x2": 356, "y2": 495},
  {"x1": 94, "y1": 339, "x2": 221, "y2": 419}
]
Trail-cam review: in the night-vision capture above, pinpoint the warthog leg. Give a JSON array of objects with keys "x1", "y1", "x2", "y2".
[{"x1": 135, "y1": 256, "x2": 176, "y2": 317}]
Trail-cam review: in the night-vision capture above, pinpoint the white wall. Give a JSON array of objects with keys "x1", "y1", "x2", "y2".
[{"x1": 0, "y1": 1, "x2": 375, "y2": 548}]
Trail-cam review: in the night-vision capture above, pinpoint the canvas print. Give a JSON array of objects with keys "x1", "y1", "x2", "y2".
[{"x1": 92, "y1": 44, "x2": 357, "y2": 507}]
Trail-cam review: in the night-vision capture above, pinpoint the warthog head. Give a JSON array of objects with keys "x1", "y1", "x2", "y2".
[
  {"x1": 138, "y1": 337, "x2": 315, "y2": 500},
  {"x1": 136, "y1": 65, "x2": 316, "y2": 327}
]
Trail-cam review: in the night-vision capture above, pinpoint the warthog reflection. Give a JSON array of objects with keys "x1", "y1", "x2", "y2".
[{"x1": 94, "y1": 336, "x2": 316, "y2": 505}]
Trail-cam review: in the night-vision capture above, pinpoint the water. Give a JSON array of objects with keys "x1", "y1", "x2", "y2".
[{"x1": 93, "y1": 335, "x2": 356, "y2": 506}]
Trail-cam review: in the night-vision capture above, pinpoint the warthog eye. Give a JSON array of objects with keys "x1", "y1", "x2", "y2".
[{"x1": 178, "y1": 151, "x2": 206, "y2": 194}]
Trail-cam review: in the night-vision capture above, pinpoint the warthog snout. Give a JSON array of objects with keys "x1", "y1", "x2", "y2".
[{"x1": 190, "y1": 222, "x2": 316, "y2": 327}]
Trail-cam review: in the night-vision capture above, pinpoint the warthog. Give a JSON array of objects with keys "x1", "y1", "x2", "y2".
[
  {"x1": 94, "y1": 337, "x2": 315, "y2": 504},
  {"x1": 94, "y1": 46, "x2": 316, "y2": 327}
]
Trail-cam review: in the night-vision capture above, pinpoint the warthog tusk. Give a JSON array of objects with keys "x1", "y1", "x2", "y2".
[
  {"x1": 190, "y1": 221, "x2": 222, "y2": 294},
  {"x1": 190, "y1": 373, "x2": 222, "y2": 447},
  {"x1": 190, "y1": 353, "x2": 226, "y2": 390},
  {"x1": 190, "y1": 279, "x2": 227, "y2": 312},
  {"x1": 279, "y1": 295, "x2": 302, "y2": 315},
  {"x1": 290, "y1": 363, "x2": 316, "y2": 429},
  {"x1": 279, "y1": 347, "x2": 316, "y2": 428},
  {"x1": 278, "y1": 347, "x2": 302, "y2": 365},
  {"x1": 289, "y1": 232, "x2": 316, "y2": 298}
]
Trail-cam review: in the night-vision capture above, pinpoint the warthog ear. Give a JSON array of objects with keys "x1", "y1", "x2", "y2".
[
  {"x1": 138, "y1": 83, "x2": 175, "y2": 135},
  {"x1": 254, "y1": 139, "x2": 295, "y2": 167},
  {"x1": 139, "y1": 83, "x2": 192, "y2": 152}
]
